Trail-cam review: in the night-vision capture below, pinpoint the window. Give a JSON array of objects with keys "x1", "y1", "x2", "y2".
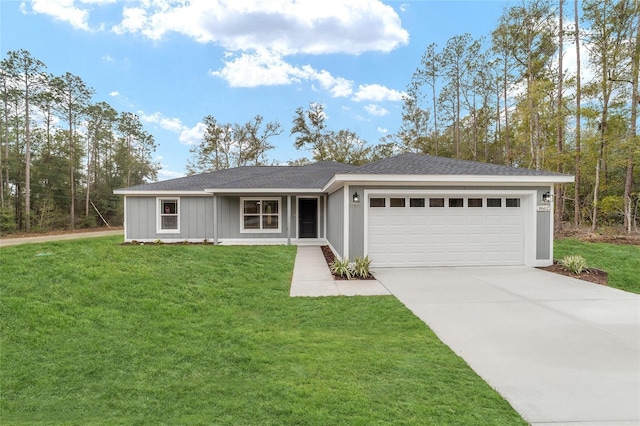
[
  {"x1": 370, "y1": 198, "x2": 385, "y2": 207},
  {"x1": 487, "y1": 198, "x2": 502, "y2": 207},
  {"x1": 241, "y1": 198, "x2": 281, "y2": 232},
  {"x1": 429, "y1": 198, "x2": 445, "y2": 207},
  {"x1": 468, "y1": 198, "x2": 483, "y2": 207},
  {"x1": 506, "y1": 198, "x2": 521, "y2": 208},
  {"x1": 158, "y1": 198, "x2": 179, "y2": 233},
  {"x1": 449, "y1": 198, "x2": 464, "y2": 208},
  {"x1": 410, "y1": 198, "x2": 425, "y2": 207},
  {"x1": 390, "y1": 198, "x2": 406, "y2": 207}
]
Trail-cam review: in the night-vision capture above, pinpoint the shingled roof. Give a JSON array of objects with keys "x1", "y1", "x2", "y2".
[
  {"x1": 115, "y1": 153, "x2": 571, "y2": 193},
  {"x1": 117, "y1": 161, "x2": 357, "y2": 192},
  {"x1": 347, "y1": 153, "x2": 567, "y2": 176}
]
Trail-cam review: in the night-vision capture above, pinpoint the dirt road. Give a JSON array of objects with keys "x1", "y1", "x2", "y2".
[{"x1": 0, "y1": 230, "x2": 123, "y2": 247}]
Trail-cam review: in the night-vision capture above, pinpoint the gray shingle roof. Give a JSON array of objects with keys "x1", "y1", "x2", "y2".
[
  {"x1": 118, "y1": 162, "x2": 357, "y2": 192},
  {"x1": 117, "y1": 153, "x2": 569, "y2": 193},
  {"x1": 348, "y1": 152, "x2": 567, "y2": 176}
]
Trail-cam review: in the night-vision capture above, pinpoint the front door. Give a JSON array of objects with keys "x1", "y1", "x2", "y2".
[{"x1": 298, "y1": 198, "x2": 317, "y2": 238}]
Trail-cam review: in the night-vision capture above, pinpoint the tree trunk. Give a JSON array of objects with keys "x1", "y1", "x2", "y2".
[
  {"x1": 574, "y1": 0, "x2": 581, "y2": 226},
  {"x1": 624, "y1": 18, "x2": 639, "y2": 233},
  {"x1": 555, "y1": 0, "x2": 565, "y2": 234}
]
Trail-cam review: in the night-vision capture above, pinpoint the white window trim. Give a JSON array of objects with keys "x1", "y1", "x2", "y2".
[
  {"x1": 240, "y1": 197, "x2": 282, "y2": 233},
  {"x1": 156, "y1": 197, "x2": 180, "y2": 234}
]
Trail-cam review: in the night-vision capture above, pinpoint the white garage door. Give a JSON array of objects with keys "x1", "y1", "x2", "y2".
[{"x1": 367, "y1": 194, "x2": 525, "y2": 267}]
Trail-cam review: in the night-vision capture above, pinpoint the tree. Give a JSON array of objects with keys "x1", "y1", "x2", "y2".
[
  {"x1": 51, "y1": 72, "x2": 94, "y2": 229},
  {"x1": 291, "y1": 102, "x2": 330, "y2": 161},
  {"x1": 582, "y1": 0, "x2": 637, "y2": 231},
  {"x1": 573, "y1": 0, "x2": 583, "y2": 225},
  {"x1": 325, "y1": 129, "x2": 371, "y2": 165},
  {"x1": 3, "y1": 50, "x2": 46, "y2": 232},
  {"x1": 412, "y1": 43, "x2": 442, "y2": 154}
]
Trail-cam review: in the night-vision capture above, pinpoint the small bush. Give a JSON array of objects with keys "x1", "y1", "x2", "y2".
[
  {"x1": 559, "y1": 255, "x2": 588, "y2": 275},
  {"x1": 352, "y1": 256, "x2": 372, "y2": 278},
  {"x1": 330, "y1": 258, "x2": 352, "y2": 279}
]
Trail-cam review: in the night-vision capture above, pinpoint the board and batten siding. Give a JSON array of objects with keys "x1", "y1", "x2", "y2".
[
  {"x1": 326, "y1": 187, "x2": 344, "y2": 257},
  {"x1": 125, "y1": 196, "x2": 214, "y2": 241}
]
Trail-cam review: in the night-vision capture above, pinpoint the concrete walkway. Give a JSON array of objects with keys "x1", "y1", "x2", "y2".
[
  {"x1": 374, "y1": 266, "x2": 640, "y2": 426},
  {"x1": 289, "y1": 246, "x2": 390, "y2": 297},
  {"x1": 0, "y1": 229, "x2": 123, "y2": 247}
]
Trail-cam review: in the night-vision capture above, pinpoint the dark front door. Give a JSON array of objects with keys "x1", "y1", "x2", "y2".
[{"x1": 298, "y1": 198, "x2": 318, "y2": 238}]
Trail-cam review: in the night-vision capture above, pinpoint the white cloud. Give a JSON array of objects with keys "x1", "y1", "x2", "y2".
[
  {"x1": 364, "y1": 104, "x2": 389, "y2": 116},
  {"x1": 27, "y1": 0, "x2": 90, "y2": 30},
  {"x1": 377, "y1": 127, "x2": 388, "y2": 133},
  {"x1": 102, "y1": 54, "x2": 114, "y2": 62},
  {"x1": 352, "y1": 84, "x2": 404, "y2": 102},
  {"x1": 110, "y1": 0, "x2": 408, "y2": 55},
  {"x1": 139, "y1": 111, "x2": 185, "y2": 133},
  {"x1": 109, "y1": 91, "x2": 120, "y2": 97},
  {"x1": 211, "y1": 50, "x2": 353, "y2": 97},
  {"x1": 179, "y1": 122, "x2": 207, "y2": 146}
]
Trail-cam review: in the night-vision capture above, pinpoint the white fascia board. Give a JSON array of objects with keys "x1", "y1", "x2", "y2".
[
  {"x1": 205, "y1": 188, "x2": 322, "y2": 194},
  {"x1": 113, "y1": 190, "x2": 210, "y2": 196},
  {"x1": 323, "y1": 173, "x2": 574, "y2": 192}
]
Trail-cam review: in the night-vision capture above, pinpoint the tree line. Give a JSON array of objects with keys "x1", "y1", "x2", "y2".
[
  {"x1": 393, "y1": 0, "x2": 639, "y2": 232},
  {"x1": 1, "y1": 49, "x2": 159, "y2": 233}
]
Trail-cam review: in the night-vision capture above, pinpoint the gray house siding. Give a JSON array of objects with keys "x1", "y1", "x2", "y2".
[
  {"x1": 125, "y1": 196, "x2": 214, "y2": 241},
  {"x1": 326, "y1": 188, "x2": 344, "y2": 256}
]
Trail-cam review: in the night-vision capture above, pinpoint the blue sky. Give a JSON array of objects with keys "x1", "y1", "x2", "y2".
[{"x1": 1, "y1": 0, "x2": 515, "y2": 180}]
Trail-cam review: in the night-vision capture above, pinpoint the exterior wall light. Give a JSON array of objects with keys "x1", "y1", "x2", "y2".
[
  {"x1": 542, "y1": 191, "x2": 553, "y2": 203},
  {"x1": 352, "y1": 192, "x2": 360, "y2": 203}
]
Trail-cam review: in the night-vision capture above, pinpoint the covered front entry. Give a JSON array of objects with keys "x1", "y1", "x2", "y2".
[
  {"x1": 298, "y1": 198, "x2": 318, "y2": 238},
  {"x1": 367, "y1": 192, "x2": 527, "y2": 267}
]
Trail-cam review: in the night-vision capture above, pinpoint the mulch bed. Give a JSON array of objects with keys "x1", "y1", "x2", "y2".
[
  {"x1": 538, "y1": 261, "x2": 608, "y2": 286},
  {"x1": 320, "y1": 245, "x2": 375, "y2": 280}
]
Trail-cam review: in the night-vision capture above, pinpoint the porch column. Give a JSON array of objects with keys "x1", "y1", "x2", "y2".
[
  {"x1": 213, "y1": 195, "x2": 218, "y2": 244},
  {"x1": 287, "y1": 195, "x2": 291, "y2": 245}
]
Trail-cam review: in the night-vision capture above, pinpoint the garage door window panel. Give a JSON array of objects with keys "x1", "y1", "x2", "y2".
[
  {"x1": 429, "y1": 198, "x2": 445, "y2": 207},
  {"x1": 468, "y1": 198, "x2": 483, "y2": 207},
  {"x1": 487, "y1": 198, "x2": 502, "y2": 207},
  {"x1": 506, "y1": 198, "x2": 521, "y2": 207},
  {"x1": 449, "y1": 198, "x2": 464, "y2": 208},
  {"x1": 370, "y1": 198, "x2": 385, "y2": 207},
  {"x1": 390, "y1": 198, "x2": 406, "y2": 207},
  {"x1": 410, "y1": 198, "x2": 425, "y2": 207}
]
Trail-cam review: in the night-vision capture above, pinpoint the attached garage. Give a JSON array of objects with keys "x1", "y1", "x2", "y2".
[{"x1": 366, "y1": 191, "x2": 534, "y2": 267}]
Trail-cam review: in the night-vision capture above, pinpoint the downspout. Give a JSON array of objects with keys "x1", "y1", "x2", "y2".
[
  {"x1": 287, "y1": 195, "x2": 291, "y2": 245},
  {"x1": 213, "y1": 195, "x2": 218, "y2": 245}
]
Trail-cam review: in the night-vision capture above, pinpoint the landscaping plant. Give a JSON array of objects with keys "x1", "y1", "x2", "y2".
[
  {"x1": 558, "y1": 255, "x2": 588, "y2": 275},
  {"x1": 352, "y1": 256, "x2": 372, "y2": 279},
  {"x1": 330, "y1": 257, "x2": 352, "y2": 279}
]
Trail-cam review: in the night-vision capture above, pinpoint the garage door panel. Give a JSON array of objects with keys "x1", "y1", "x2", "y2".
[{"x1": 368, "y1": 195, "x2": 524, "y2": 267}]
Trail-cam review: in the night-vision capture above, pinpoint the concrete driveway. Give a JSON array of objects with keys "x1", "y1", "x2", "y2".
[{"x1": 374, "y1": 266, "x2": 640, "y2": 426}]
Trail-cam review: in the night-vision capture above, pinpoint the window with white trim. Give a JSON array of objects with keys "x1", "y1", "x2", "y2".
[
  {"x1": 157, "y1": 198, "x2": 179, "y2": 233},
  {"x1": 241, "y1": 198, "x2": 281, "y2": 233}
]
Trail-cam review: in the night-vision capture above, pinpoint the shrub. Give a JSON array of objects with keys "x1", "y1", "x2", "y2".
[
  {"x1": 330, "y1": 258, "x2": 352, "y2": 279},
  {"x1": 558, "y1": 255, "x2": 587, "y2": 275},
  {"x1": 352, "y1": 256, "x2": 372, "y2": 278}
]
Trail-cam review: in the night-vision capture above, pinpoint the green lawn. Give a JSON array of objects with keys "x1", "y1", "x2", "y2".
[
  {"x1": 0, "y1": 237, "x2": 524, "y2": 425},
  {"x1": 554, "y1": 238, "x2": 640, "y2": 294}
]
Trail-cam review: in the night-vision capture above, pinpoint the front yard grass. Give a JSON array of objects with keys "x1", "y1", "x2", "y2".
[
  {"x1": 554, "y1": 238, "x2": 640, "y2": 294},
  {"x1": 1, "y1": 236, "x2": 525, "y2": 425}
]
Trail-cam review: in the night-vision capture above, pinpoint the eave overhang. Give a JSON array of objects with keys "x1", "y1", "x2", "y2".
[{"x1": 323, "y1": 174, "x2": 575, "y2": 193}]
